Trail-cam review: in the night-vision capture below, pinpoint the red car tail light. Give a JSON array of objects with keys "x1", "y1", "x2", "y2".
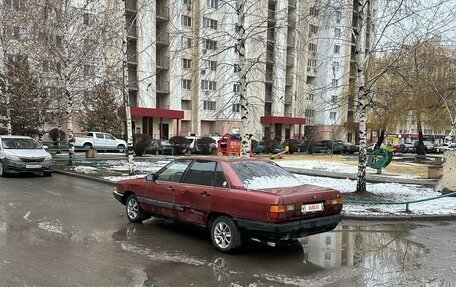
[
  {"x1": 269, "y1": 204, "x2": 297, "y2": 222},
  {"x1": 324, "y1": 197, "x2": 344, "y2": 206}
]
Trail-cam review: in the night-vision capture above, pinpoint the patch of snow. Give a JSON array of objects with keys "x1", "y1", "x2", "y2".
[
  {"x1": 74, "y1": 166, "x2": 98, "y2": 174},
  {"x1": 105, "y1": 159, "x2": 171, "y2": 174},
  {"x1": 294, "y1": 174, "x2": 456, "y2": 215},
  {"x1": 244, "y1": 175, "x2": 302, "y2": 190},
  {"x1": 120, "y1": 242, "x2": 206, "y2": 266},
  {"x1": 38, "y1": 220, "x2": 66, "y2": 235},
  {"x1": 8, "y1": 203, "x2": 15, "y2": 208},
  {"x1": 102, "y1": 174, "x2": 146, "y2": 182},
  {"x1": 23, "y1": 211, "x2": 31, "y2": 222},
  {"x1": 130, "y1": 268, "x2": 148, "y2": 287}
]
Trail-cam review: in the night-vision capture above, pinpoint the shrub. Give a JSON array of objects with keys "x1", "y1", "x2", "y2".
[
  {"x1": 0, "y1": 127, "x2": 8, "y2": 135},
  {"x1": 169, "y1": 136, "x2": 190, "y2": 154},
  {"x1": 262, "y1": 137, "x2": 280, "y2": 153},
  {"x1": 48, "y1": 128, "x2": 66, "y2": 142},
  {"x1": 282, "y1": 139, "x2": 298, "y2": 154},
  {"x1": 250, "y1": 139, "x2": 258, "y2": 151},
  {"x1": 197, "y1": 137, "x2": 216, "y2": 155},
  {"x1": 133, "y1": 134, "x2": 151, "y2": 156}
]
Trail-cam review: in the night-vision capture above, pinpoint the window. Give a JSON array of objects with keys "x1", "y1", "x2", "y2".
[
  {"x1": 96, "y1": 133, "x2": 104, "y2": 139},
  {"x1": 156, "y1": 160, "x2": 192, "y2": 182},
  {"x1": 336, "y1": 11, "x2": 342, "y2": 23},
  {"x1": 203, "y1": 100, "x2": 216, "y2": 110},
  {"x1": 202, "y1": 59, "x2": 217, "y2": 71},
  {"x1": 84, "y1": 65, "x2": 94, "y2": 76},
  {"x1": 307, "y1": 59, "x2": 317, "y2": 68},
  {"x1": 83, "y1": 38, "x2": 91, "y2": 52},
  {"x1": 181, "y1": 36, "x2": 192, "y2": 48},
  {"x1": 234, "y1": 64, "x2": 241, "y2": 73},
  {"x1": 181, "y1": 15, "x2": 192, "y2": 27},
  {"x1": 182, "y1": 79, "x2": 192, "y2": 90},
  {"x1": 332, "y1": 79, "x2": 339, "y2": 88},
  {"x1": 334, "y1": 45, "x2": 341, "y2": 54},
  {"x1": 182, "y1": 58, "x2": 192, "y2": 69},
  {"x1": 215, "y1": 163, "x2": 228, "y2": 187},
  {"x1": 233, "y1": 83, "x2": 240, "y2": 93},
  {"x1": 325, "y1": 236, "x2": 332, "y2": 245},
  {"x1": 56, "y1": 35, "x2": 63, "y2": 48},
  {"x1": 330, "y1": 112, "x2": 337, "y2": 120},
  {"x1": 19, "y1": 27, "x2": 27, "y2": 41},
  {"x1": 83, "y1": 13, "x2": 95, "y2": 26},
  {"x1": 335, "y1": 28, "x2": 341, "y2": 37},
  {"x1": 203, "y1": 39, "x2": 217, "y2": 50},
  {"x1": 183, "y1": 0, "x2": 192, "y2": 5},
  {"x1": 308, "y1": 43, "x2": 317, "y2": 52},
  {"x1": 5, "y1": 0, "x2": 26, "y2": 11},
  {"x1": 305, "y1": 109, "x2": 315, "y2": 117},
  {"x1": 206, "y1": 0, "x2": 218, "y2": 9},
  {"x1": 203, "y1": 17, "x2": 218, "y2": 30},
  {"x1": 201, "y1": 80, "x2": 216, "y2": 91},
  {"x1": 331, "y1": 96, "x2": 338, "y2": 104},
  {"x1": 310, "y1": 7, "x2": 319, "y2": 16},
  {"x1": 105, "y1": 134, "x2": 115, "y2": 140},
  {"x1": 309, "y1": 24, "x2": 319, "y2": 34},
  {"x1": 42, "y1": 60, "x2": 50, "y2": 72},
  {"x1": 232, "y1": 103, "x2": 240, "y2": 113},
  {"x1": 332, "y1": 61, "x2": 340, "y2": 71},
  {"x1": 306, "y1": 94, "x2": 315, "y2": 101},
  {"x1": 182, "y1": 161, "x2": 216, "y2": 186},
  {"x1": 325, "y1": 252, "x2": 331, "y2": 260}
]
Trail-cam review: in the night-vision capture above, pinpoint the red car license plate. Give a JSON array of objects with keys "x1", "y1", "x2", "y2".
[{"x1": 302, "y1": 203, "x2": 324, "y2": 213}]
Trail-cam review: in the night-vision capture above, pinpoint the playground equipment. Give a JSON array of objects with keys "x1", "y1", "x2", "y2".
[
  {"x1": 217, "y1": 133, "x2": 242, "y2": 156},
  {"x1": 269, "y1": 146, "x2": 289, "y2": 160},
  {"x1": 367, "y1": 147, "x2": 394, "y2": 169}
]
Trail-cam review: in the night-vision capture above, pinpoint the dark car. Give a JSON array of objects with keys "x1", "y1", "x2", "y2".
[
  {"x1": 313, "y1": 141, "x2": 344, "y2": 154},
  {"x1": 253, "y1": 141, "x2": 284, "y2": 154},
  {"x1": 145, "y1": 139, "x2": 175, "y2": 155},
  {"x1": 335, "y1": 141, "x2": 358, "y2": 154},
  {"x1": 414, "y1": 141, "x2": 437, "y2": 153},
  {"x1": 399, "y1": 143, "x2": 415, "y2": 153},
  {"x1": 113, "y1": 157, "x2": 343, "y2": 252},
  {"x1": 297, "y1": 141, "x2": 314, "y2": 153}
]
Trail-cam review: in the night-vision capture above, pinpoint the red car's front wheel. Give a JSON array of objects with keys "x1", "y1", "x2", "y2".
[{"x1": 126, "y1": 195, "x2": 144, "y2": 223}]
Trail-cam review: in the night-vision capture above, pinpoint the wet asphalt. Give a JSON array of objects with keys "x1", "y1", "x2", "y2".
[{"x1": 1, "y1": 174, "x2": 456, "y2": 287}]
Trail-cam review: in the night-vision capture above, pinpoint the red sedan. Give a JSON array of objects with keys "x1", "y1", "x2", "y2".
[{"x1": 113, "y1": 157, "x2": 343, "y2": 252}]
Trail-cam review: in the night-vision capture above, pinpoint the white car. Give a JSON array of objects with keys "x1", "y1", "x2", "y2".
[
  {"x1": 74, "y1": 132, "x2": 127, "y2": 152},
  {"x1": 0, "y1": 135, "x2": 53, "y2": 177}
]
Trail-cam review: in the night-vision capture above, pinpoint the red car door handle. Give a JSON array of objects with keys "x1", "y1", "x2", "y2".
[
  {"x1": 167, "y1": 187, "x2": 175, "y2": 191},
  {"x1": 200, "y1": 191, "x2": 210, "y2": 197}
]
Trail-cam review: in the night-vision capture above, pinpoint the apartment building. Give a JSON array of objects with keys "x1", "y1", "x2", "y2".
[{"x1": 295, "y1": 0, "x2": 373, "y2": 143}]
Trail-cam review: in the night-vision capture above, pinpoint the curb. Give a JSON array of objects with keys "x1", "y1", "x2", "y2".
[
  {"x1": 53, "y1": 170, "x2": 454, "y2": 221},
  {"x1": 53, "y1": 169, "x2": 116, "y2": 186},
  {"x1": 284, "y1": 167, "x2": 437, "y2": 187},
  {"x1": 342, "y1": 214, "x2": 456, "y2": 221}
]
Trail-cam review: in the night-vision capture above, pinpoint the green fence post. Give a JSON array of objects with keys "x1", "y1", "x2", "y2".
[
  {"x1": 99, "y1": 161, "x2": 104, "y2": 176},
  {"x1": 405, "y1": 203, "x2": 410, "y2": 213}
]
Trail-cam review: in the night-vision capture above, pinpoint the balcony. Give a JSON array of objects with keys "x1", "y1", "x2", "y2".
[
  {"x1": 183, "y1": 110, "x2": 192, "y2": 120},
  {"x1": 288, "y1": 16, "x2": 296, "y2": 27},
  {"x1": 156, "y1": 32, "x2": 169, "y2": 45},
  {"x1": 266, "y1": 50, "x2": 274, "y2": 63},
  {"x1": 285, "y1": 76, "x2": 293, "y2": 86},
  {"x1": 267, "y1": 9, "x2": 275, "y2": 22},
  {"x1": 289, "y1": 0, "x2": 296, "y2": 9},
  {"x1": 127, "y1": 25, "x2": 137, "y2": 38},
  {"x1": 125, "y1": 0, "x2": 137, "y2": 12},
  {"x1": 287, "y1": 34, "x2": 295, "y2": 47},
  {"x1": 265, "y1": 92, "x2": 272, "y2": 102},
  {"x1": 267, "y1": 30, "x2": 275, "y2": 42},
  {"x1": 286, "y1": 55, "x2": 294, "y2": 67},
  {"x1": 284, "y1": 112, "x2": 293, "y2": 117},
  {"x1": 156, "y1": 56, "x2": 169, "y2": 69},
  {"x1": 156, "y1": 80, "x2": 170, "y2": 93},
  {"x1": 156, "y1": 5, "x2": 169, "y2": 21},
  {"x1": 265, "y1": 71, "x2": 273, "y2": 83},
  {"x1": 156, "y1": 104, "x2": 170, "y2": 110},
  {"x1": 285, "y1": 94, "x2": 293, "y2": 104}
]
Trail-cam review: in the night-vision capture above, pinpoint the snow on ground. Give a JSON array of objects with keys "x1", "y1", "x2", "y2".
[
  {"x1": 277, "y1": 160, "x2": 420, "y2": 179},
  {"x1": 104, "y1": 159, "x2": 172, "y2": 174},
  {"x1": 74, "y1": 166, "x2": 98, "y2": 174}
]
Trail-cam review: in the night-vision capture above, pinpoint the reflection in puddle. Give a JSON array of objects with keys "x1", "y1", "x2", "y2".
[{"x1": 114, "y1": 223, "x2": 452, "y2": 287}]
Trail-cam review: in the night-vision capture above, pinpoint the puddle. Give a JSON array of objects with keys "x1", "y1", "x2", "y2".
[{"x1": 113, "y1": 222, "x2": 453, "y2": 287}]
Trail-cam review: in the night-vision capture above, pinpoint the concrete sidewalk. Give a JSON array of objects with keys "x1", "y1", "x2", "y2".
[{"x1": 284, "y1": 166, "x2": 438, "y2": 187}]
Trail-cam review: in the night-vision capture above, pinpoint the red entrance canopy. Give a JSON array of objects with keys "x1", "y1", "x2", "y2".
[
  {"x1": 130, "y1": 107, "x2": 184, "y2": 119},
  {"x1": 260, "y1": 116, "x2": 307, "y2": 125}
]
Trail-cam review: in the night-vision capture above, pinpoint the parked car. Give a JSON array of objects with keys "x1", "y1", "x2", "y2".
[
  {"x1": 0, "y1": 135, "x2": 53, "y2": 177},
  {"x1": 185, "y1": 136, "x2": 201, "y2": 154},
  {"x1": 145, "y1": 139, "x2": 174, "y2": 155},
  {"x1": 335, "y1": 141, "x2": 358, "y2": 154},
  {"x1": 253, "y1": 141, "x2": 284, "y2": 154},
  {"x1": 113, "y1": 157, "x2": 343, "y2": 252},
  {"x1": 414, "y1": 141, "x2": 437, "y2": 153},
  {"x1": 74, "y1": 132, "x2": 127, "y2": 152},
  {"x1": 399, "y1": 142, "x2": 416, "y2": 153},
  {"x1": 297, "y1": 140, "x2": 314, "y2": 153},
  {"x1": 313, "y1": 141, "x2": 344, "y2": 154}
]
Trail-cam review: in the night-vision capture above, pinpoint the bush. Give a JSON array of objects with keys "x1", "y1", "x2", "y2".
[
  {"x1": 262, "y1": 137, "x2": 280, "y2": 153},
  {"x1": 169, "y1": 136, "x2": 190, "y2": 154},
  {"x1": 48, "y1": 128, "x2": 66, "y2": 142},
  {"x1": 0, "y1": 127, "x2": 8, "y2": 135},
  {"x1": 197, "y1": 137, "x2": 216, "y2": 155},
  {"x1": 282, "y1": 139, "x2": 298, "y2": 154},
  {"x1": 133, "y1": 134, "x2": 151, "y2": 156},
  {"x1": 250, "y1": 139, "x2": 258, "y2": 151}
]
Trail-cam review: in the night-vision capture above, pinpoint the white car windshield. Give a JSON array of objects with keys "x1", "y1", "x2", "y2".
[{"x1": 2, "y1": 138, "x2": 42, "y2": 149}]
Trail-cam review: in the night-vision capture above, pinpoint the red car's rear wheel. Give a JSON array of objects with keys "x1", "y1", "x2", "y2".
[{"x1": 211, "y1": 216, "x2": 242, "y2": 252}]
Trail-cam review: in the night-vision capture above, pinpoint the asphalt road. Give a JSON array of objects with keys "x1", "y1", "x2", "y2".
[{"x1": 1, "y1": 174, "x2": 455, "y2": 287}]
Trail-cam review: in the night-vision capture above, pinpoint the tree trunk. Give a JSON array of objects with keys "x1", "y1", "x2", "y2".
[
  {"x1": 355, "y1": 0, "x2": 367, "y2": 193},
  {"x1": 5, "y1": 92, "x2": 12, "y2": 135},
  {"x1": 416, "y1": 115, "x2": 426, "y2": 155},
  {"x1": 123, "y1": 16, "x2": 135, "y2": 174},
  {"x1": 236, "y1": 0, "x2": 251, "y2": 156},
  {"x1": 375, "y1": 129, "x2": 385, "y2": 149},
  {"x1": 66, "y1": 90, "x2": 75, "y2": 164}
]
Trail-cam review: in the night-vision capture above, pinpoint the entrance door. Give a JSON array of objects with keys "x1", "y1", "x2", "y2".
[
  {"x1": 275, "y1": 123, "x2": 282, "y2": 139},
  {"x1": 285, "y1": 128, "x2": 290, "y2": 139},
  {"x1": 162, "y1": 124, "x2": 169, "y2": 139}
]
